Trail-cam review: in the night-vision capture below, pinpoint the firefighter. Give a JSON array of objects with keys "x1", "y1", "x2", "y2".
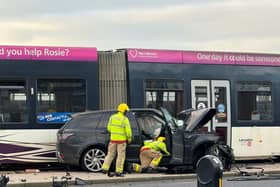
[
  {"x1": 133, "y1": 136, "x2": 170, "y2": 173},
  {"x1": 101, "y1": 103, "x2": 132, "y2": 177}
]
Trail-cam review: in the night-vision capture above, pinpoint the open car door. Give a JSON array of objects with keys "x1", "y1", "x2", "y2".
[{"x1": 160, "y1": 108, "x2": 184, "y2": 164}]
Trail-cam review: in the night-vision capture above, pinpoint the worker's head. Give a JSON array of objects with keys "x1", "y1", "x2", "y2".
[
  {"x1": 157, "y1": 136, "x2": 166, "y2": 142},
  {"x1": 117, "y1": 103, "x2": 130, "y2": 114}
]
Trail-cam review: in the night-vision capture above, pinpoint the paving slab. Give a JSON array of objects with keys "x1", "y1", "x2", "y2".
[{"x1": 2, "y1": 162, "x2": 280, "y2": 187}]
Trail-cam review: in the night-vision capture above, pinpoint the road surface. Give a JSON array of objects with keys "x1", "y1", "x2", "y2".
[{"x1": 83, "y1": 177, "x2": 280, "y2": 187}]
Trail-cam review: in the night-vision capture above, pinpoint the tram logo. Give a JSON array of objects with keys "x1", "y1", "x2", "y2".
[
  {"x1": 239, "y1": 138, "x2": 253, "y2": 147},
  {"x1": 129, "y1": 49, "x2": 138, "y2": 58}
]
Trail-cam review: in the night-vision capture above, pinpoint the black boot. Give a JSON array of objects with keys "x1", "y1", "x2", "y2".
[
  {"x1": 142, "y1": 167, "x2": 157, "y2": 173},
  {"x1": 101, "y1": 169, "x2": 108, "y2": 174},
  {"x1": 115, "y1": 172, "x2": 124, "y2": 177},
  {"x1": 126, "y1": 163, "x2": 133, "y2": 174},
  {"x1": 108, "y1": 172, "x2": 115, "y2": 177}
]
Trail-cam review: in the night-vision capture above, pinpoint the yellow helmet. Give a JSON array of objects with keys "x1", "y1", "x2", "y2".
[
  {"x1": 117, "y1": 103, "x2": 130, "y2": 113},
  {"x1": 157, "y1": 137, "x2": 166, "y2": 142}
]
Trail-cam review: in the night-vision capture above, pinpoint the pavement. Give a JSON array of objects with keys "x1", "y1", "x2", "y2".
[{"x1": 1, "y1": 162, "x2": 280, "y2": 187}]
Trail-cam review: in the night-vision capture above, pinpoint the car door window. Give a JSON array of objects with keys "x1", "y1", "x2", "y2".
[
  {"x1": 67, "y1": 113, "x2": 101, "y2": 130},
  {"x1": 126, "y1": 112, "x2": 138, "y2": 130},
  {"x1": 97, "y1": 112, "x2": 114, "y2": 130},
  {"x1": 136, "y1": 114, "x2": 164, "y2": 139},
  {"x1": 81, "y1": 114, "x2": 101, "y2": 129}
]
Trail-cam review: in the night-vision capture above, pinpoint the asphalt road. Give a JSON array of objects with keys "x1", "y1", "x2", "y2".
[{"x1": 83, "y1": 178, "x2": 280, "y2": 187}]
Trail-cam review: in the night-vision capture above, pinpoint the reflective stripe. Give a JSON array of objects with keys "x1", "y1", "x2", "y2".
[
  {"x1": 116, "y1": 159, "x2": 125, "y2": 173},
  {"x1": 111, "y1": 132, "x2": 126, "y2": 135},
  {"x1": 112, "y1": 116, "x2": 123, "y2": 121},
  {"x1": 102, "y1": 164, "x2": 109, "y2": 170},
  {"x1": 109, "y1": 124, "x2": 125, "y2": 128}
]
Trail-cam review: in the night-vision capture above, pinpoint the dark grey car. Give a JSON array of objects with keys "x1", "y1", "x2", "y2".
[{"x1": 56, "y1": 108, "x2": 234, "y2": 172}]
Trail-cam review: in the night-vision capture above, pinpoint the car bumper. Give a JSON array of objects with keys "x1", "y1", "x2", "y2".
[{"x1": 56, "y1": 142, "x2": 80, "y2": 166}]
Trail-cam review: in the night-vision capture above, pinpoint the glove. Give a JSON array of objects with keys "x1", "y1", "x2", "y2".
[{"x1": 127, "y1": 139, "x2": 132, "y2": 144}]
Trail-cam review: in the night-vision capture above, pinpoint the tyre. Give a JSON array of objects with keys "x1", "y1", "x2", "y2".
[
  {"x1": 206, "y1": 144, "x2": 230, "y2": 171},
  {"x1": 80, "y1": 147, "x2": 106, "y2": 172},
  {"x1": 192, "y1": 147, "x2": 205, "y2": 171}
]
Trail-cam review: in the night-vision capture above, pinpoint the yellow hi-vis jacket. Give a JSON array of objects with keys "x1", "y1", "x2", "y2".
[
  {"x1": 143, "y1": 140, "x2": 170, "y2": 155},
  {"x1": 107, "y1": 112, "x2": 132, "y2": 143}
]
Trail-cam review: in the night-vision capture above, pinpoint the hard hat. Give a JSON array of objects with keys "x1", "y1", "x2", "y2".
[
  {"x1": 157, "y1": 137, "x2": 166, "y2": 142},
  {"x1": 117, "y1": 103, "x2": 130, "y2": 113}
]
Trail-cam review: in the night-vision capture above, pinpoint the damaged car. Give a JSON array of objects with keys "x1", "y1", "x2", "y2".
[{"x1": 56, "y1": 107, "x2": 234, "y2": 172}]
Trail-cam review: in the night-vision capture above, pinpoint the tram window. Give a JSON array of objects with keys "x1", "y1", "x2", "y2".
[
  {"x1": 144, "y1": 79, "x2": 184, "y2": 116},
  {"x1": 194, "y1": 86, "x2": 208, "y2": 109},
  {"x1": 36, "y1": 79, "x2": 86, "y2": 123},
  {"x1": 0, "y1": 80, "x2": 28, "y2": 123},
  {"x1": 237, "y1": 82, "x2": 272, "y2": 121},
  {"x1": 145, "y1": 91, "x2": 183, "y2": 116}
]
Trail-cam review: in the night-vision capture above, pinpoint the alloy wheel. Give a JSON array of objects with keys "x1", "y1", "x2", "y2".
[{"x1": 82, "y1": 148, "x2": 106, "y2": 172}]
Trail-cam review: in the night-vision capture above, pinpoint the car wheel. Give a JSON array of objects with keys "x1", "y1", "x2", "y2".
[
  {"x1": 192, "y1": 147, "x2": 204, "y2": 170},
  {"x1": 206, "y1": 144, "x2": 229, "y2": 170},
  {"x1": 81, "y1": 147, "x2": 106, "y2": 172}
]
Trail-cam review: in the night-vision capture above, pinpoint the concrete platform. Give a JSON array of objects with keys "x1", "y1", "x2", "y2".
[{"x1": 2, "y1": 162, "x2": 280, "y2": 187}]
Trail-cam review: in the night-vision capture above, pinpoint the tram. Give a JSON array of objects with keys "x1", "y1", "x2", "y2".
[{"x1": 1, "y1": 45, "x2": 280, "y2": 163}]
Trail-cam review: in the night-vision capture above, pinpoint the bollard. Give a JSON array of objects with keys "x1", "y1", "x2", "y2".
[{"x1": 196, "y1": 155, "x2": 223, "y2": 187}]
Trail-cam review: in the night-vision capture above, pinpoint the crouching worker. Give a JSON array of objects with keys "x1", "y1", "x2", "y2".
[{"x1": 133, "y1": 136, "x2": 170, "y2": 173}]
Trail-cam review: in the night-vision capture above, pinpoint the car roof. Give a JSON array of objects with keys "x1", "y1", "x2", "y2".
[{"x1": 71, "y1": 108, "x2": 163, "y2": 118}]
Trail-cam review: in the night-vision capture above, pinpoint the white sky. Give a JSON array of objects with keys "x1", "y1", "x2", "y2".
[{"x1": 1, "y1": 0, "x2": 280, "y2": 53}]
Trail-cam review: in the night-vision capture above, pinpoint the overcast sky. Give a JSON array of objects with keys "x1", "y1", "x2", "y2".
[{"x1": 1, "y1": 0, "x2": 279, "y2": 53}]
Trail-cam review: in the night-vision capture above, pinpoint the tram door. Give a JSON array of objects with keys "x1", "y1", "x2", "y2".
[{"x1": 191, "y1": 80, "x2": 231, "y2": 145}]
